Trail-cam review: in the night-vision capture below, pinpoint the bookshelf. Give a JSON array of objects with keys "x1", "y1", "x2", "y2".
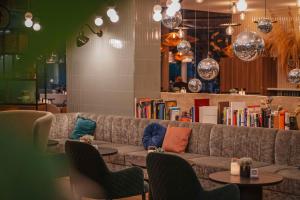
[{"x1": 267, "y1": 88, "x2": 300, "y2": 97}]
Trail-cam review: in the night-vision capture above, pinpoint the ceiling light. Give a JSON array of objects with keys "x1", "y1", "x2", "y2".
[
  {"x1": 236, "y1": 0, "x2": 247, "y2": 12},
  {"x1": 107, "y1": 8, "x2": 117, "y2": 18},
  {"x1": 94, "y1": 17, "x2": 103, "y2": 26},
  {"x1": 153, "y1": 12, "x2": 162, "y2": 22},
  {"x1": 24, "y1": 12, "x2": 33, "y2": 20},
  {"x1": 33, "y1": 22, "x2": 41, "y2": 31},
  {"x1": 196, "y1": 0, "x2": 204, "y2": 3},
  {"x1": 153, "y1": 4, "x2": 162, "y2": 13},
  {"x1": 24, "y1": 19, "x2": 33, "y2": 28},
  {"x1": 240, "y1": 12, "x2": 246, "y2": 20},
  {"x1": 110, "y1": 14, "x2": 119, "y2": 23}
]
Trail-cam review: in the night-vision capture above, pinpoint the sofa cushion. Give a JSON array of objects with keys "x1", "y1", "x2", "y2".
[
  {"x1": 162, "y1": 126, "x2": 192, "y2": 153},
  {"x1": 125, "y1": 150, "x2": 204, "y2": 167},
  {"x1": 210, "y1": 125, "x2": 277, "y2": 163},
  {"x1": 191, "y1": 156, "x2": 270, "y2": 179},
  {"x1": 99, "y1": 143, "x2": 144, "y2": 165},
  {"x1": 142, "y1": 123, "x2": 167, "y2": 149},
  {"x1": 70, "y1": 117, "x2": 96, "y2": 140},
  {"x1": 275, "y1": 130, "x2": 300, "y2": 166},
  {"x1": 259, "y1": 165, "x2": 300, "y2": 196}
]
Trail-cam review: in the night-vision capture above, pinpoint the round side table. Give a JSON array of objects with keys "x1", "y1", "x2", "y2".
[{"x1": 209, "y1": 171, "x2": 283, "y2": 200}]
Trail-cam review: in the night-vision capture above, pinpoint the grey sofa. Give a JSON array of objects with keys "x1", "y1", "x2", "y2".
[{"x1": 49, "y1": 113, "x2": 300, "y2": 200}]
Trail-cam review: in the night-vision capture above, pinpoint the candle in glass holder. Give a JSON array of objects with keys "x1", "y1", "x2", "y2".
[{"x1": 230, "y1": 158, "x2": 240, "y2": 176}]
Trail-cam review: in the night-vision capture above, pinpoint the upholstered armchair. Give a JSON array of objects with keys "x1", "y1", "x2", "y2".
[{"x1": 0, "y1": 110, "x2": 54, "y2": 151}]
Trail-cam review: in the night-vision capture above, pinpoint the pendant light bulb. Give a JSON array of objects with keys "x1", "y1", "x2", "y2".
[
  {"x1": 24, "y1": 19, "x2": 33, "y2": 28},
  {"x1": 110, "y1": 14, "x2": 119, "y2": 23},
  {"x1": 232, "y1": 2, "x2": 237, "y2": 14},
  {"x1": 178, "y1": 28, "x2": 185, "y2": 39},
  {"x1": 94, "y1": 17, "x2": 103, "y2": 26},
  {"x1": 236, "y1": 0, "x2": 248, "y2": 12},
  {"x1": 153, "y1": 12, "x2": 162, "y2": 22},
  {"x1": 107, "y1": 8, "x2": 117, "y2": 18},
  {"x1": 226, "y1": 25, "x2": 234, "y2": 35},
  {"x1": 33, "y1": 22, "x2": 41, "y2": 31},
  {"x1": 24, "y1": 12, "x2": 33, "y2": 20},
  {"x1": 240, "y1": 12, "x2": 246, "y2": 20}
]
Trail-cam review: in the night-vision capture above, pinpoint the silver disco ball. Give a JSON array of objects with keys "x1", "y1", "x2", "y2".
[
  {"x1": 162, "y1": 11, "x2": 182, "y2": 29},
  {"x1": 188, "y1": 78, "x2": 202, "y2": 93},
  {"x1": 288, "y1": 68, "x2": 300, "y2": 84},
  {"x1": 197, "y1": 58, "x2": 220, "y2": 80},
  {"x1": 257, "y1": 18, "x2": 273, "y2": 33},
  {"x1": 177, "y1": 40, "x2": 191, "y2": 54},
  {"x1": 233, "y1": 31, "x2": 265, "y2": 61}
]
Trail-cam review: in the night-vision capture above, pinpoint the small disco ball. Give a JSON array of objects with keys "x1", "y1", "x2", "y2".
[
  {"x1": 162, "y1": 11, "x2": 182, "y2": 29},
  {"x1": 257, "y1": 18, "x2": 273, "y2": 33},
  {"x1": 288, "y1": 68, "x2": 300, "y2": 84},
  {"x1": 197, "y1": 58, "x2": 220, "y2": 80},
  {"x1": 233, "y1": 31, "x2": 265, "y2": 61},
  {"x1": 188, "y1": 78, "x2": 202, "y2": 93},
  {"x1": 177, "y1": 40, "x2": 191, "y2": 54}
]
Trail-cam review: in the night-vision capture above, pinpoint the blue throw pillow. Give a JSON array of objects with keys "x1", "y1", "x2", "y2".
[
  {"x1": 70, "y1": 117, "x2": 96, "y2": 140},
  {"x1": 142, "y1": 123, "x2": 167, "y2": 149}
]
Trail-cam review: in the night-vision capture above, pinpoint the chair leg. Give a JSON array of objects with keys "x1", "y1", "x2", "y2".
[{"x1": 142, "y1": 192, "x2": 146, "y2": 200}]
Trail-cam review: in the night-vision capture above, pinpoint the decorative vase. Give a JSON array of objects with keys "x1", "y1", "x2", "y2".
[{"x1": 240, "y1": 165, "x2": 251, "y2": 178}]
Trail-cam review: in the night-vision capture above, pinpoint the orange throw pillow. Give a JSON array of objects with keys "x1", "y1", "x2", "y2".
[{"x1": 162, "y1": 126, "x2": 192, "y2": 153}]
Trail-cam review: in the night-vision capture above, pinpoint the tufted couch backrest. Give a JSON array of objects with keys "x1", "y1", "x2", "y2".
[{"x1": 49, "y1": 113, "x2": 300, "y2": 166}]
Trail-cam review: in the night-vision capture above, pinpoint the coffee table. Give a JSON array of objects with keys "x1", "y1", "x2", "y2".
[
  {"x1": 209, "y1": 171, "x2": 283, "y2": 200},
  {"x1": 98, "y1": 147, "x2": 118, "y2": 156}
]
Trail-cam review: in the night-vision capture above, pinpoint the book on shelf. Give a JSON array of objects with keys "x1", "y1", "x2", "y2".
[
  {"x1": 169, "y1": 107, "x2": 180, "y2": 121},
  {"x1": 165, "y1": 100, "x2": 177, "y2": 120},
  {"x1": 199, "y1": 106, "x2": 218, "y2": 124},
  {"x1": 218, "y1": 101, "x2": 229, "y2": 124}
]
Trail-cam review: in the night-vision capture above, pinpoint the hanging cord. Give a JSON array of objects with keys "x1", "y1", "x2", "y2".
[
  {"x1": 265, "y1": 0, "x2": 267, "y2": 18},
  {"x1": 207, "y1": 6, "x2": 210, "y2": 58},
  {"x1": 194, "y1": 9, "x2": 197, "y2": 78}
]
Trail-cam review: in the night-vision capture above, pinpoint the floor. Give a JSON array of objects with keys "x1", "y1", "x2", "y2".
[{"x1": 57, "y1": 177, "x2": 147, "y2": 200}]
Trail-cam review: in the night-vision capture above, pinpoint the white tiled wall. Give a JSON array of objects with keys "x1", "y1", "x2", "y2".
[{"x1": 66, "y1": 0, "x2": 160, "y2": 116}]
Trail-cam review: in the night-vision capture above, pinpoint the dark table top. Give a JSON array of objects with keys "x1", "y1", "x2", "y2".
[
  {"x1": 97, "y1": 147, "x2": 118, "y2": 156},
  {"x1": 209, "y1": 171, "x2": 283, "y2": 187}
]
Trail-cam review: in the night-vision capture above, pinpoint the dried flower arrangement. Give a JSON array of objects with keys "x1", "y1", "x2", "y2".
[
  {"x1": 264, "y1": 8, "x2": 300, "y2": 69},
  {"x1": 79, "y1": 135, "x2": 94, "y2": 144},
  {"x1": 238, "y1": 157, "x2": 253, "y2": 167}
]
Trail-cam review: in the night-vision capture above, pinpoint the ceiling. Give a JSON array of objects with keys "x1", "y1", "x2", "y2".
[{"x1": 161, "y1": 0, "x2": 298, "y2": 13}]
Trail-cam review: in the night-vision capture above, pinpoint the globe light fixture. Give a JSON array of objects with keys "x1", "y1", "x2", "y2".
[
  {"x1": 162, "y1": 11, "x2": 182, "y2": 29},
  {"x1": 233, "y1": 31, "x2": 265, "y2": 61},
  {"x1": 226, "y1": 25, "x2": 234, "y2": 35},
  {"x1": 107, "y1": 8, "x2": 117, "y2": 18},
  {"x1": 256, "y1": 18, "x2": 273, "y2": 33},
  {"x1": 153, "y1": 4, "x2": 162, "y2": 13},
  {"x1": 177, "y1": 40, "x2": 191, "y2": 54},
  {"x1": 153, "y1": 12, "x2": 162, "y2": 22},
  {"x1": 288, "y1": 68, "x2": 300, "y2": 84},
  {"x1": 24, "y1": 19, "x2": 33, "y2": 28},
  {"x1": 110, "y1": 14, "x2": 119, "y2": 23},
  {"x1": 236, "y1": 0, "x2": 248, "y2": 12},
  {"x1": 33, "y1": 22, "x2": 41, "y2": 31},
  {"x1": 188, "y1": 78, "x2": 202, "y2": 93},
  {"x1": 94, "y1": 17, "x2": 103, "y2": 27}
]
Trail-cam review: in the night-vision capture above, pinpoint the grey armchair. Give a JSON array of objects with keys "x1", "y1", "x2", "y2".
[{"x1": 146, "y1": 153, "x2": 240, "y2": 200}]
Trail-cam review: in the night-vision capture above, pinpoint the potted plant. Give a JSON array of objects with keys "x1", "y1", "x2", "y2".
[{"x1": 238, "y1": 157, "x2": 253, "y2": 178}]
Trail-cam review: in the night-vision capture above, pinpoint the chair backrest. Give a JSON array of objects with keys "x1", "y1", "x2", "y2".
[
  {"x1": 65, "y1": 140, "x2": 110, "y2": 196},
  {"x1": 146, "y1": 153, "x2": 203, "y2": 200},
  {"x1": 0, "y1": 110, "x2": 53, "y2": 151}
]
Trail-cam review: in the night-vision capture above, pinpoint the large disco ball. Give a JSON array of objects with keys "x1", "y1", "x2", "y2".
[
  {"x1": 188, "y1": 78, "x2": 202, "y2": 93},
  {"x1": 233, "y1": 31, "x2": 265, "y2": 61},
  {"x1": 162, "y1": 11, "x2": 182, "y2": 29},
  {"x1": 197, "y1": 58, "x2": 220, "y2": 80},
  {"x1": 177, "y1": 40, "x2": 191, "y2": 54},
  {"x1": 257, "y1": 18, "x2": 273, "y2": 33},
  {"x1": 288, "y1": 68, "x2": 300, "y2": 84}
]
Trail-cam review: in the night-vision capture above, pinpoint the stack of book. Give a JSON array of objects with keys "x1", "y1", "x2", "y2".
[
  {"x1": 135, "y1": 98, "x2": 183, "y2": 121},
  {"x1": 221, "y1": 101, "x2": 292, "y2": 130}
]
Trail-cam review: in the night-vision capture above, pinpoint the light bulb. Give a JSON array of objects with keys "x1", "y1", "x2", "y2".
[
  {"x1": 232, "y1": 3, "x2": 237, "y2": 14},
  {"x1": 33, "y1": 22, "x2": 41, "y2": 31},
  {"x1": 110, "y1": 14, "x2": 119, "y2": 23},
  {"x1": 24, "y1": 19, "x2": 33, "y2": 28},
  {"x1": 240, "y1": 12, "x2": 246, "y2": 20},
  {"x1": 196, "y1": 0, "x2": 204, "y2": 3},
  {"x1": 107, "y1": 8, "x2": 117, "y2": 18},
  {"x1": 94, "y1": 17, "x2": 103, "y2": 26},
  {"x1": 166, "y1": 7, "x2": 176, "y2": 16},
  {"x1": 178, "y1": 28, "x2": 184, "y2": 38},
  {"x1": 298, "y1": 0, "x2": 300, "y2": 7},
  {"x1": 153, "y1": 12, "x2": 162, "y2": 22},
  {"x1": 153, "y1": 4, "x2": 162, "y2": 13},
  {"x1": 236, "y1": 0, "x2": 247, "y2": 12},
  {"x1": 166, "y1": 0, "x2": 173, "y2": 7},
  {"x1": 24, "y1": 12, "x2": 33, "y2": 20},
  {"x1": 226, "y1": 26, "x2": 234, "y2": 35}
]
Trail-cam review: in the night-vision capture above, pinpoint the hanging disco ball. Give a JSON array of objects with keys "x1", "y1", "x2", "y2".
[
  {"x1": 188, "y1": 78, "x2": 202, "y2": 93},
  {"x1": 288, "y1": 68, "x2": 300, "y2": 84},
  {"x1": 197, "y1": 58, "x2": 220, "y2": 80},
  {"x1": 162, "y1": 11, "x2": 182, "y2": 29},
  {"x1": 233, "y1": 31, "x2": 265, "y2": 61},
  {"x1": 177, "y1": 40, "x2": 191, "y2": 54},
  {"x1": 257, "y1": 18, "x2": 273, "y2": 33}
]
